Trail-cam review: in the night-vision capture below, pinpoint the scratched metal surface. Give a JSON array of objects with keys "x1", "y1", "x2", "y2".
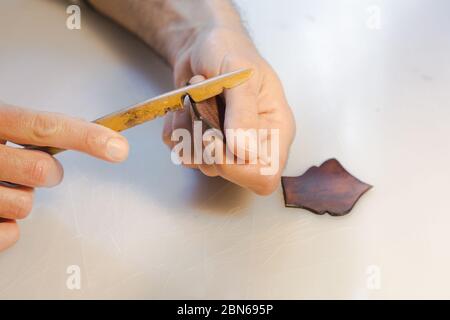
[{"x1": 0, "y1": 0, "x2": 449, "y2": 299}]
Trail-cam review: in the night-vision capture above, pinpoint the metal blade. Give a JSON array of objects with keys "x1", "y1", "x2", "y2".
[
  {"x1": 24, "y1": 68, "x2": 253, "y2": 155},
  {"x1": 94, "y1": 68, "x2": 253, "y2": 132}
]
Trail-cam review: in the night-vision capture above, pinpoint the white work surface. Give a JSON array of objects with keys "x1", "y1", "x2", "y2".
[{"x1": 1, "y1": 0, "x2": 449, "y2": 299}]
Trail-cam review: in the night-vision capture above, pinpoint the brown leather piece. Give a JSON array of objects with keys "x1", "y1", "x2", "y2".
[
  {"x1": 281, "y1": 159, "x2": 372, "y2": 216},
  {"x1": 189, "y1": 95, "x2": 226, "y2": 133}
]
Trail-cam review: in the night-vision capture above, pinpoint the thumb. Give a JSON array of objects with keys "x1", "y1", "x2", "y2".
[{"x1": 223, "y1": 78, "x2": 260, "y2": 162}]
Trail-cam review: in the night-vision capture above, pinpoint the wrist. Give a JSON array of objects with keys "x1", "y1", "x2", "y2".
[{"x1": 166, "y1": 1, "x2": 247, "y2": 67}]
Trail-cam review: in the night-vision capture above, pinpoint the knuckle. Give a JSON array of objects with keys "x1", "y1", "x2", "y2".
[
  {"x1": 27, "y1": 158, "x2": 50, "y2": 186},
  {"x1": 30, "y1": 113, "x2": 61, "y2": 140},
  {"x1": 13, "y1": 193, "x2": 33, "y2": 220},
  {"x1": 82, "y1": 129, "x2": 99, "y2": 153}
]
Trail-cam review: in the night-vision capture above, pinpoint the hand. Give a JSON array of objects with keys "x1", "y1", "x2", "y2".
[
  {"x1": 162, "y1": 27, "x2": 296, "y2": 195},
  {"x1": 0, "y1": 102, "x2": 129, "y2": 252}
]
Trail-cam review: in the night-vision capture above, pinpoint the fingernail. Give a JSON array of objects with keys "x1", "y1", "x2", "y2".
[
  {"x1": 44, "y1": 160, "x2": 63, "y2": 187},
  {"x1": 106, "y1": 137, "x2": 128, "y2": 162}
]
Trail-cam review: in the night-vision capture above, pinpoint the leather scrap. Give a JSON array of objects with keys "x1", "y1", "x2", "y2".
[
  {"x1": 281, "y1": 159, "x2": 372, "y2": 216},
  {"x1": 189, "y1": 94, "x2": 226, "y2": 132}
]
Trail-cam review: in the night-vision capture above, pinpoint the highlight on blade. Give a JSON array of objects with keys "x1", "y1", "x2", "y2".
[
  {"x1": 93, "y1": 68, "x2": 253, "y2": 132},
  {"x1": 22, "y1": 69, "x2": 253, "y2": 155}
]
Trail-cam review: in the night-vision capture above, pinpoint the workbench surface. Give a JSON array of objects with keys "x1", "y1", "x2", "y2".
[{"x1": 1, "y1": 0, "x2": 449, "y2": 299}]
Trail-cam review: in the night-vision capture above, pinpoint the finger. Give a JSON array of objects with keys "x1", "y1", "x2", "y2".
[
  {"x1": 181, "y1": 75, "x2": 216, "y2": 170},
  {"x1": 162, "y1": 112, "x2": 175, "y2": 148},
  {"x1": 0, "y1": 186, "x2": 34, "y2": 220},
  {"x1": 186, "y1": 75, "x2": 221, "y2": 178},
  {"x1": 0, "y1": 219, "x2": 19, "y2": 252},
  {"x1": 189, "y1": 75, "x2": 206, "y2": 85},
  {"x1": 191, "y1": 76, "x2": 259, "y2": 179},
  {"x1": 215, "y1": 162, "x2": 280, "y2": 195},
  {"x1": 224, "y1": 70, "x2": 260, "y2": 131},
  {"x1": 198, "y1": 164, "x2": 219, "y2": 177},
  {"x1": 0, "y1": 105, "x2": 129, "y2": 163},
  {"x1": 172, "y1": 106, "x2": 193, "y2": 134},
  {"x1": 214, "y1": 127, "x2": 284, "y2": 195},
  {"x1": 172, "y1": 106, "x2": 198, "y2": 169},
  {"x1": 0, "y1": 144, "x2": 63, "y2": 187},
  {"x1": 162, "y1": 108, "x2": 199, "y2": 169},
  {"x1": 173, "y1": 74, "x2": 205, "y2": 134},
  {"x1": 172, "y1": 74, "x2": 204, "y2": 169},
  {"x1": 188, "y1": 75, "x2": 223, "y2": 130},
  {"x1": 222, "y1": 71, "x2": 262, "y2": 163}
]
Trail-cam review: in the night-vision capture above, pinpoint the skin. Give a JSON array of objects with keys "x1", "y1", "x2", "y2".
[
  {"x1": 0, "y1": 103, "x2": 129, "y2": 252},
  {"x1": 1, "y1": 0, "x2": 295, "y2": 251},
  {"x1": 89, "y1": 0, "x2": 296, "y2": 194}
]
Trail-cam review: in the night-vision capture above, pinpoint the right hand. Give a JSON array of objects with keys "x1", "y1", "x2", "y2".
[
  {"x1": 0, "y1": 102, "x2": 129, "y2": 252},
  {"x1": 163, "y1": 27, "x2": 296, "y2": 195}
]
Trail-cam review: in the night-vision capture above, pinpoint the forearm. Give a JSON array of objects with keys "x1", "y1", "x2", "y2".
[{"x1": 88, "y1": 0, "x2": 245, "y2": 66}]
